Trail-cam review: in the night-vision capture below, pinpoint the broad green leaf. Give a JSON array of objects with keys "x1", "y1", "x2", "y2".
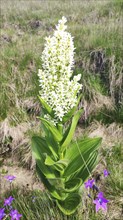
[
  {"x1": 48, "y1": 177, "x2": 65, "y2": 189},
  {"x1": 38, "y1": 96, "x2": 54, "y2": 117},
  {"x1": 65, "y1": 137, "x2": 102, "y2": 161},
  {"x1": 63, "y1": 137, "x2": 101, "y2": 178},
  {"x1": 36, "y1": 165, "x2": 67, "y2": 201},
  {"x1": 45, "y1": 155, "x2": 68, "y2": 167},
  {"x1": 38, "y1": 117, "x2": 63, "y2": 142},
  {"x1": 45, "y1": 155, "x2": 69, "y2": 172},
  {"x1": 75, "y1": 151, "x2": 98, "y2": 182},
  {"x1": 31, "y1": 136, "x2": 51, "y2": 156},
  {"x1": 64, "y1": 178, "x2": 82, "y2": 192},
  {"x1": 31, "y1": 136, "x2": 58, "y2": 179},
  {"x1": 45, "y1": 131, "x2": 59, "y2": 160},
  {"x1": 56, "y1": 193, "x2": 81, "y2": 215},
  {"x1": 62, "y1": 94, "x2": 82, "y2": 123},
  {"x1": 61, "y1": 109, "x2": 83, "y2": 152}
]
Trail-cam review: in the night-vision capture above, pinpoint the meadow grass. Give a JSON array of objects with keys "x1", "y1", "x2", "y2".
[{"x1": 0, "y1": 0, "x2": 123, "y2": 122}]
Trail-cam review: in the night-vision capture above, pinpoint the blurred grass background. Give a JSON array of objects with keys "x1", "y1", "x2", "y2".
[
  {"x1": 0, "y1": 0, "x2": 123, "y2": 219},
  {"x1": 0, "y1": 0, "x2": 123, "y2": 123}
]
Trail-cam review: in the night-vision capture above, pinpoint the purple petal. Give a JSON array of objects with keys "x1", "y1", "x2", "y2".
[
  {"x1": 101, "y1": 202, "x2": 107, "y2": 211},
  {"x1": 10, "y1": 209, "x2": 22, "y2": 220},
  {"x1": 94, "y1": 201, "x2": 101, "y2": 213},
  {"x1": 84, "y1": 179, "x2": 95, "y2": 188},
  {"x1": 101, "y1": 198, "x2": 109, "y2": 203},
  {"x1": 93, "y1": 199, "x2": 98, "y2": 204},
  {"x1": 98, "y1": 192, "x2": 104, "y2": 198},
  {"x1": 0, "y1": 208, "x2": 6, "y2": 220},
  {"x1": 4, "y1": 196, "x2": 14, "y2": 206}
]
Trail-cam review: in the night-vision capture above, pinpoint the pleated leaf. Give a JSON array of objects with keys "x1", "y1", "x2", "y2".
[
  {"x1": 31, "y1": 136, "x2": 58, "y2": 179},
  {"x1": 75, "y1": 150, "x2": 98, "y2": 182},
  {"x1": 56, "y1": 193, "x2": 81, "y2": 215},
  {"x1": 45, "y1": 155, "x2": 69, "y2": 172},
  {"x1": 63, "y1": 137, "x2": 101, "y2": 178},
  {"x1": 45, "y1": 131, "x2": 59, "y2": 160},
  {"x1": 36, "y1": 165, "x2": 67, "y2": 201},
  {"x1": 65, "y1": 137, "x2": 101, "y2": 161},
  {"x1": 64, "y1": 178, "x2": 82, "y2": 192}
]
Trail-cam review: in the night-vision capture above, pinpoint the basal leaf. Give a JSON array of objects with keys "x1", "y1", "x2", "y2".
[
  {"x1": 45, "y1": 155, "x2": 69, "y2": 172},
  {"x1": 63, "y1": 137, "x2": 101, "y2": 178},
  {"x1": 65, "y1": 137, "x2": 102, "y2": 161},
  {"x1": 36, "y1": 165, "x2": 67, "y2": 201},
  {"x1": 31, "y1": 136, "x2": 58, "y2": 179},
  {"x1": 56, "y1": 193, "x2": 81, "y2": 215},
  {"x1": 75, "y1": 151, "x2": 98, "y2": 182},
  {"x1": 64, "y1": 178, "x2": 82, "y2": 192}
]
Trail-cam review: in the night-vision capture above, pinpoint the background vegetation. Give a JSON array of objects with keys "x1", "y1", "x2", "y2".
[{"x1": 0, "y1": 0, "x2": 123, "y2": 219}]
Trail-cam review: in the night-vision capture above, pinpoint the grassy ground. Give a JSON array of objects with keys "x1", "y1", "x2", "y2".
[{"x1": 0, "y1": 0, "x2": 123, "y2": 219}]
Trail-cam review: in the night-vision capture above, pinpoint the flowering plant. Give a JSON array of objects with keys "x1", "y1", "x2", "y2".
[
  {"x1": 84, "y1": 170, "x2": 110, "y2": 213},
  {"x1": 0, "y1": 195, "x2": 22, "y2": 220},
  {"x1": 31, "y1": 17, "x2": 102, "y2": 215}
]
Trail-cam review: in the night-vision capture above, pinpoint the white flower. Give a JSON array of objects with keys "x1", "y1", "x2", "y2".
[{"x1": 38, "y1": 17, "x2": 82, "y2": 122}]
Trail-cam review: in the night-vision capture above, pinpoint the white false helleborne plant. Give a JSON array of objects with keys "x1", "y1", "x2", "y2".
[{"x1": 31, "y1": 17, "x2": 101, "y2": 215}]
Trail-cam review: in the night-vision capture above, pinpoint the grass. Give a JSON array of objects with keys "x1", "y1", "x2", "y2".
[{"x1": 0, "y1": 0, "x2": 123, "y2": 122}]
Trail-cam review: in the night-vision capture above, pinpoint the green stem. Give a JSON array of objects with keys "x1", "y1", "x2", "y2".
[{"x1": 57, "y1": 123, "x2": 63, "y2": 135}]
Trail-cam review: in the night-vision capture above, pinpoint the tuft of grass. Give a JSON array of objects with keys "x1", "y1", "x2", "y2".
[
  {"x1": 88, "y1": 106, "x2": 123, "y2": 125},
  {"x1": 100, "y1": 144, "x2": 123, "y2": 219},
  {"x1": 0, "y1": 187, "x2": 107, "y2": 220}
]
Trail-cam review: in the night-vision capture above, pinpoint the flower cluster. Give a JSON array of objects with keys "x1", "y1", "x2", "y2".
[
  {"x1": 0, "y1": 195, "x2": 22, "y2": 220},
  {"x1": 38, "y1": 16, "x2": 82, "y2": 122},
  {"x1": 0, "y1": 175, "x2": 22, "y2": 220},
  {"x1": 84, "y1": 169, "x2": 110, "y2": 213}
]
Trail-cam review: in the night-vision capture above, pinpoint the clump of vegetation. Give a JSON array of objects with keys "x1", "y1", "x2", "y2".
[{"x1": 0, "y1": 142, "x2": 122, "y2": 219}]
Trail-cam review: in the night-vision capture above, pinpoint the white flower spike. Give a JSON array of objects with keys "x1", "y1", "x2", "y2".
[{"x1": 38, "y1": 16, "x2": 82, "y2": 122}]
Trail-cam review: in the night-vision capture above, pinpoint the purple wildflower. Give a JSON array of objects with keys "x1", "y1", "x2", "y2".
[
  {"x1": 84, "y1": 179, "x2": 95, "y2": 188},
  {"x1": 4, "y1": 175, "x2": 16, "y2": 183},
  {"x1": 4, "y1": 196, "x2": 14, "y2": 206},
  {"x1": 0, "y1": 208, "x2": 6, "y2": 220},
  {"x1": 104, "y1": 169, "x2": 110, "y2": 177},
  {"x1": 10, "y1": 210, "x2": 22, "y2": 220},
  {"x1": 93, "y1": 192, "x2": 109, "y2": 212}
]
